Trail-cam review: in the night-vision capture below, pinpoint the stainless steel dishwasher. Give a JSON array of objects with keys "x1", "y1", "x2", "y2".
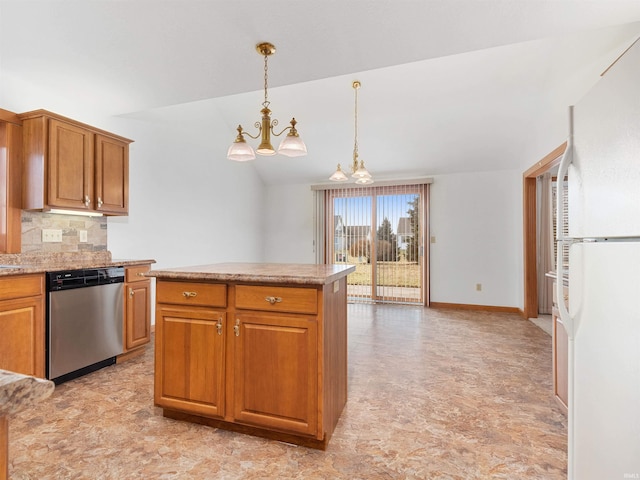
[{"x1": 46, "y1": 267, "x2": 124, "y2": 384}]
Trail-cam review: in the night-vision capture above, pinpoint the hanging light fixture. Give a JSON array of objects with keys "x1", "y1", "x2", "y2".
[
  {"x1": 227, "y1": 42, "x2": 307, "y2": 161},
  {"x1": 330, "y1": 80, "x2": 373, "y2": 184}
]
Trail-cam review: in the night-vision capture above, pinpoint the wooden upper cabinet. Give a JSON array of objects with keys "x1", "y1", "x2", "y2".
[
  {"x1": 48, "y1": 118, "x2": 94, "y2": 211},
  {"x1": 19, "y1": 110, "x2": 133, "y2": 216},
  {"x1": 0, "y1": 120, "x2": 22, "y2": 253},
  {"x1": 95, "y1": 134, "x2": 128, "y2": 214}
]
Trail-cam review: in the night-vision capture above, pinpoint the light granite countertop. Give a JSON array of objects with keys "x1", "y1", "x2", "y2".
[
  {"x1": 148, "y1": 262, "x2": 355, "y2": 285},
  {"x1": 0, "y1": 369, "x2": 54, "y2": 416},
  {"x1": 0, "y1": 251, "x2": 155, "y2": 277}
]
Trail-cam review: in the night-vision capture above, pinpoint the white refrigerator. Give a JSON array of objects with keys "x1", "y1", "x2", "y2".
[{"x1": 555, "y1": 39, "x2": 640, "y2": 479}]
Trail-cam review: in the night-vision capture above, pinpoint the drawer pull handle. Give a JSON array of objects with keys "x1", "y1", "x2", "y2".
[
  {"x1": 216, "y1": 318, "x2": 223, "y2": 336},
  {"x1": 182, "y1": 291, "x2": 197, "y2": 298},
  {"x1": 136, "y1": 272, "x2": 146, "y2": 277},
  {"x1": 234, "y1": 319, "x2": 240, "y2": 337},
  {"x1": 265, "y1": 296, "x2": 282, "y2": 305}
]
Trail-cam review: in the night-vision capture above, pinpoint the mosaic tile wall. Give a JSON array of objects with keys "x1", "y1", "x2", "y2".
[{"x1": 21, "y1": 211, "x2": 108, "y2": 253}]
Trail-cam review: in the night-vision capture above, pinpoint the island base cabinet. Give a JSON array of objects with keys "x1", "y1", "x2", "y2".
[
  {"x1": 153, "y1": 275, "x2": 349, "y2": 450},
  {"x1": 232, "y1": 313, "x2": 318, "y2": 437},
  {"x1": 155, "y1": 306, "x2": 226, "y2": 419}
]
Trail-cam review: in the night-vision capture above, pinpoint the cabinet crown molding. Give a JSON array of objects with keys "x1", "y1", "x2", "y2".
[{"x1": 18, "y1": 109, "x2": 133, "y2": 144}]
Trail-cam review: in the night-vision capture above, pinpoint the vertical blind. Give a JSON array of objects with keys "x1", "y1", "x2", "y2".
[
  {"x1": 552, "y1": 178, "x2": 569, "y2": 273},
  {"x1": 313, "y1": 179, "x2": 431, "y2": 305}
]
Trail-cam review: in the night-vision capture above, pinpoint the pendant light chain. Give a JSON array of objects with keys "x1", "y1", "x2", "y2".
[
  {"x1": 353, "y1": 82, "x2": 359, "y2": 161},
  {"x1": 262, "y1": 53, "x2": 270, "y2": 109}
]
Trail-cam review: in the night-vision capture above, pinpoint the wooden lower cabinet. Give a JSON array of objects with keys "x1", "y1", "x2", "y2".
[
  {"x1": 120, "y1": 265, "x2": 152, "y2": 359},
  {"x1": 155, "y1": 306, "x2": 226, "y2": 418},
  {"x1": 233, "y1": 312, "x2": 318, "y2": 436},
  {"x1": 0, "y1": 275, "x2": 45, "y2": 378},
  {"x1": 154, "y1": 278, "x2": 347, "y2": 449}
]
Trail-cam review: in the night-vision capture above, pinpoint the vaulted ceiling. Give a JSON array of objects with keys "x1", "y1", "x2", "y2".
[{"x1": 2, "y1": 1, "x2": 640, "y2": 184}]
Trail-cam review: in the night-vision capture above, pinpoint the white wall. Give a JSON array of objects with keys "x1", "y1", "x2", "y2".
[
  {"x1": 262, "y1": 184, "x2": 316, "y2": 264},
  {"x1": 429, "y1": 169, "x2": 523, "y2": 308}
]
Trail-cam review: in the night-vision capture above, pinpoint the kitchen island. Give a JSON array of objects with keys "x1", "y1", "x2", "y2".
[{"x1": 148, "y1": 262, "x2": 355, "y2": 449}]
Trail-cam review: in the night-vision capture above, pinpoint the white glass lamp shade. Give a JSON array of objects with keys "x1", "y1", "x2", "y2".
[
  {"x1": 352, "y1": 160, "x2": 372, "y2": 180},
  {"x1": 227, "y1": 133, "x2": 256, "y2": 161},
  {"x1": 329, "y1": 164, "x2": 349, "y2": 182},
  {"x1": 355, "y1": 176, "x2": 374, "y2": 185},
  {"x1": 278, "y1": 133, "x2": 307, "y2": 157}
]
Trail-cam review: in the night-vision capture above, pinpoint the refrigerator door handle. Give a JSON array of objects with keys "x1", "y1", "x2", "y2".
[
  {"x1": 556, "y1": 239, "x2": 575, "y2": 338},
  {"x1": 555, "y1": 106, "x2": 574, "y2": 338}
]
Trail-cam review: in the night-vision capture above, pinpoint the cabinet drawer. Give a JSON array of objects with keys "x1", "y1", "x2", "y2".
[
  {"x1": 126, "y1": 264, "x2": 151, "y2": 282},
  {"x1": 235, "y1": 285, "x2": 317, "y2": 315},
  {"x1": 157, "y1": 281, "x2": 226, "y2": 307},
  {"x1": 0, "y1": 274, "x2": 44, "y2": 301}
]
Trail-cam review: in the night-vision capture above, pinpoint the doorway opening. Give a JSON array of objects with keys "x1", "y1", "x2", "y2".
[{"x1": 523, "y1": 143, "x2": 567, "y2": 319}]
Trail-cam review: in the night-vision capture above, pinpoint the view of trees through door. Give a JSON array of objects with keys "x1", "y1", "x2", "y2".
[{"x1": 326, "y1": 184, "x2": 427, "y2": 304}]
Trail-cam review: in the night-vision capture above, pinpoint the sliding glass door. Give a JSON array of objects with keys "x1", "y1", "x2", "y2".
[{"x1": 325, "y1": 184, "x2": 428, "y2": 305}]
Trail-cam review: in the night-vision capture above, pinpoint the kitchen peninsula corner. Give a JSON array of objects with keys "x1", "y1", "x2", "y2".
[{"x1": 148, "y1": 262, "x2": 355, "y2": 449}]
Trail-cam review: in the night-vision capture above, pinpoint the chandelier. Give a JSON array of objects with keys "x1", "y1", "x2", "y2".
[
  {"x1": 329, "y1": 80, "x2": 373, "y2": 184},
  {"x1": 227, "y1": 42, "x2": 307, "y2": 161}
]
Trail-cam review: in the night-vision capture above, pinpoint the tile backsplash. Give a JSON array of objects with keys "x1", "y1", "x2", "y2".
[{"x1": 21, "y1": 211, "x2": 107, "y2": 253}]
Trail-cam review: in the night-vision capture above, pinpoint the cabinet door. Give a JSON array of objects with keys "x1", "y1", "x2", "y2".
[
  {"x1": 125, "y1": 280, "x2": 151, "y2": 351},
  {"x1": 95, "y1": 134, "x2": 128, "y2": 215},
  {"x1": 232, "y1": 313, "x2": 318, "y2": 436},
  {"x1": 155, "y1": 306, "x2": 225, "y2": 418},
  {"x1": 0, "y1": 296, "x2": 45, "y2": 378},
  {"x1": 48, "y1": 119, "x2": 94, "y2": 210}
]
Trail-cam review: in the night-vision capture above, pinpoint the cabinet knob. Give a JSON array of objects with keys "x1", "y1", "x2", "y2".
[
  {"x1": 84, "y1": 195, "x2": 91, "y2": 207},
  {"x1": 129, "y1": 288, "x2": 134, "y2": 297},
  {"x1": 182, "y1": 291, "x2": 197, "y2": 298},
  {"x1": 97, "y1": 197, "x2": 103, "y2": 208},
  {"x1": 265, "y1": 296, "x2": 282, "y2": 305},
  {"x1": 234, "y1": 319, "x2": 240, "y2": 337}
]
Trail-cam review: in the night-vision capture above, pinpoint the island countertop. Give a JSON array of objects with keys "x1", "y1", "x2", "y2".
[{"x1": 147, "y1": 262, "x2": 355, "y2": 285}]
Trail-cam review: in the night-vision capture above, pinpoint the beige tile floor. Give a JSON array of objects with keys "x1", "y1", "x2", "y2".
[{"x1": 9, "y1": 304, "x2": 567, "y2": 479}]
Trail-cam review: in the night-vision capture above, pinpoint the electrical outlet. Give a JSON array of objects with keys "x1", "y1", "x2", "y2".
[
  {"x1": 79, "y1": 230, "x2": 88, "y2": 242},
  {"x1": 42, "y1": 229, "x2": 62, "y2": 242},
  {"x1": 476, "y1": 283, "x2": 482, "y2": 292},
  {"x1": 430, "y1": 236, "x2": 436, "y2": 244}
]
